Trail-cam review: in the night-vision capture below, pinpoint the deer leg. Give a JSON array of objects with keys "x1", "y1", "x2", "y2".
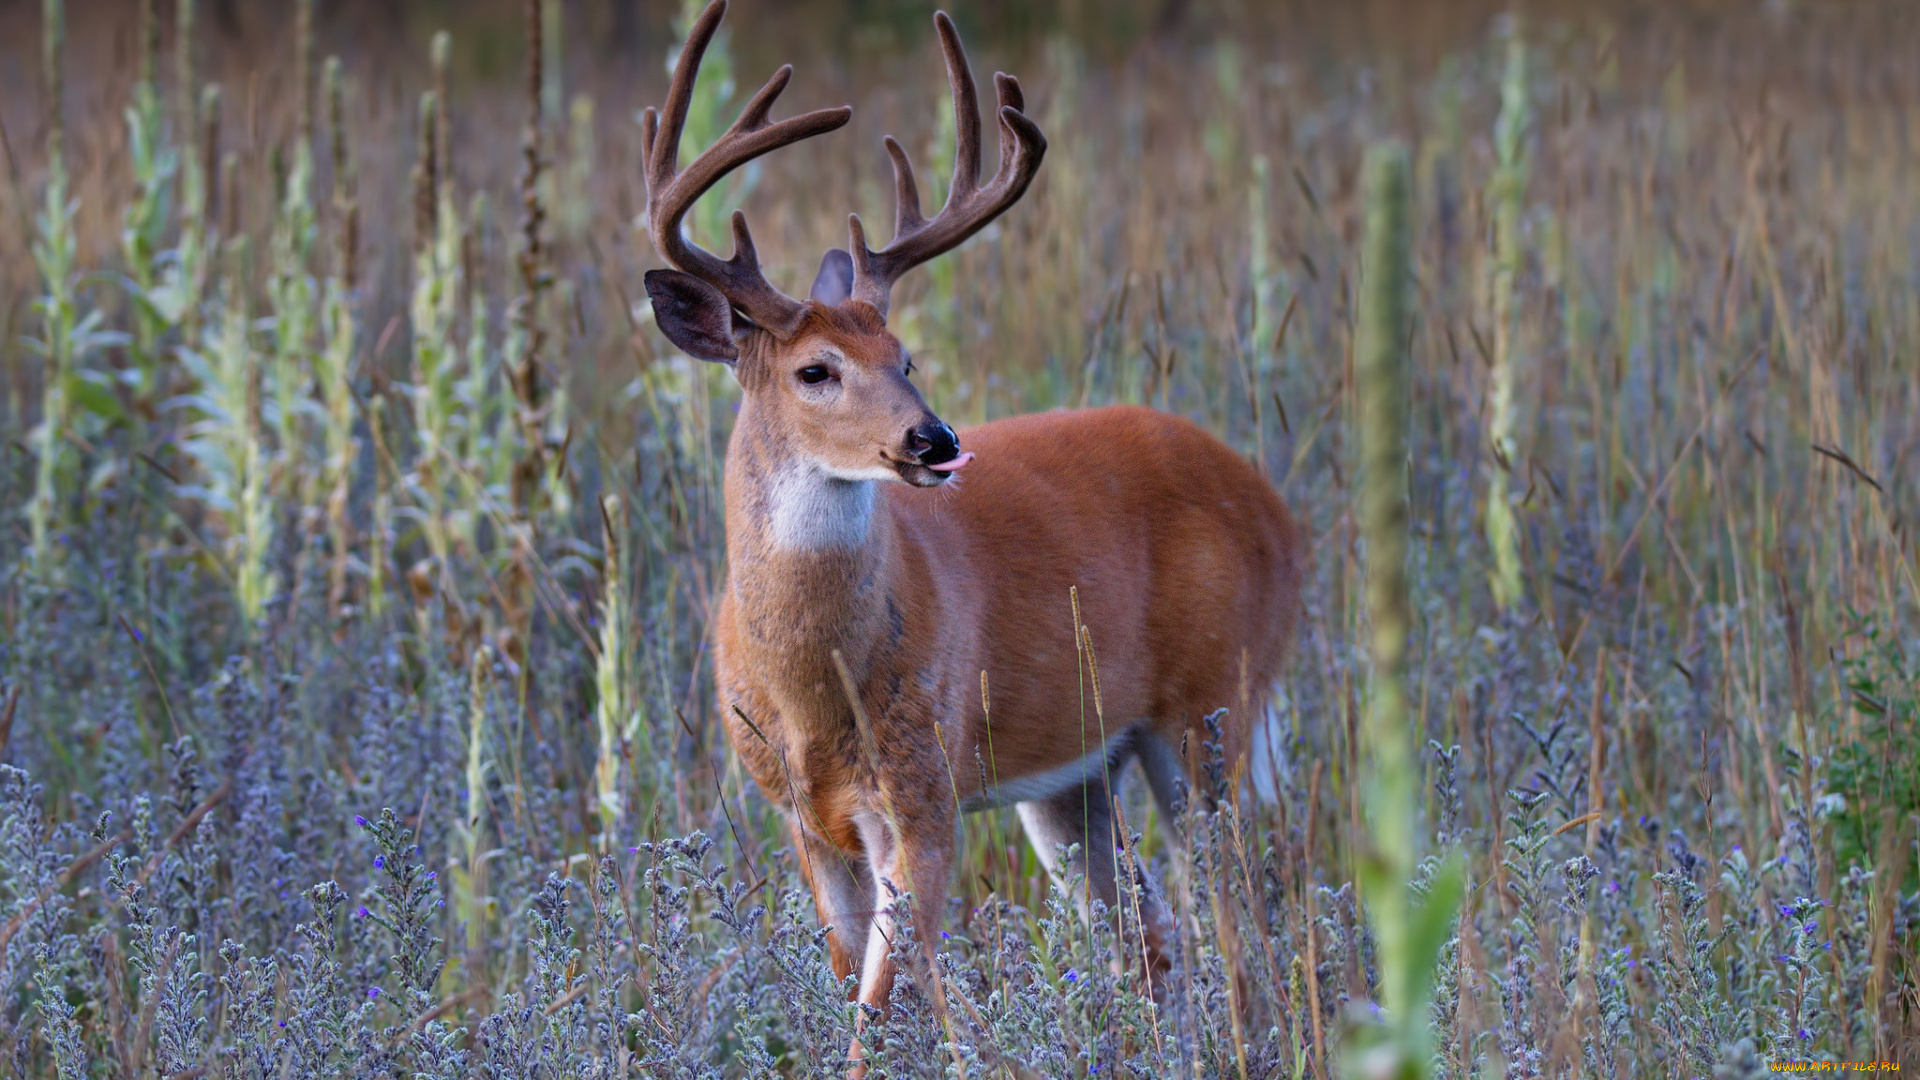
[
  {"x1": 846, "y1": 811, "x2": 956, "y2": 1077},
  {"x1": 1017, "y1": 771, "x2": 1174, "y2": 997},
  {"x1": 1138, "y1": 728, "x2": 1193, "y2": 827},
  {"x1": 852, "y1": 814, "x2": 955, "y2": 1008},
  {"x1": 790, "y1": 819, "x2": 873, "y2": 987},
  {"x1": 1017, "y1": 775, "x2": 1119, "y2": 908},
  {"x1": 1141, "y1": 727, "x2": 1250, "y2": 1018}
]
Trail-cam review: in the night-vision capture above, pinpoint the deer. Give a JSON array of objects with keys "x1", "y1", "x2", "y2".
[{"x1": 640, "y1": 0, "x2": 1305, "y2": 1062}]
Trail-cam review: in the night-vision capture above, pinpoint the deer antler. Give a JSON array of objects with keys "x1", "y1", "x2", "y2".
[
  {"x1": 847, "y1": 11, "x2": 1047, "y2": 317},
  {"x1": 642, "y1": 0, "x2": 851, "y2": 337}
]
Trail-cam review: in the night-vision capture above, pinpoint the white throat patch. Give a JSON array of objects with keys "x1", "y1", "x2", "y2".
[{"x1": 765, "y1": 461, "x2": 883, "y2": 551}]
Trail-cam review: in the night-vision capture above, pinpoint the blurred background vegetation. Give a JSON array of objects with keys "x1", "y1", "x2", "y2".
[{"x1": 0, "y1": 0, "x2": 1914, "y2": 1075}]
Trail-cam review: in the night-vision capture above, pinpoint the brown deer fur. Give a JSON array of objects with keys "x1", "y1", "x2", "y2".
[{"x1": 639, "y1": 2, "x2": 1307, "y2": 1066}]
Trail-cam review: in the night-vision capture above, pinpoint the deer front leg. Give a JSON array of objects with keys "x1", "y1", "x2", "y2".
[
  {"x1": 790, "y1": 819, "x2": 875, "y2": 986},
  {"x1": 846, "y1": 809, "x2": 955, "y2": 1076}
]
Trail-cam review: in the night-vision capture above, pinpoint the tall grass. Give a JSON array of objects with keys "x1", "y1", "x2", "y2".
[
  {"x1": 26, "y1": 0, "x2": 76, "y2": 577},
  {"x1": 0, "y1": 0, "x2": 1914, "y2": 1075},
  {"x1": 319, "y1": 54, "x2": 359, "y2": 621},
  {"x1": 1350, "y1": 142, "x2": 1464, "y2": 1080}
]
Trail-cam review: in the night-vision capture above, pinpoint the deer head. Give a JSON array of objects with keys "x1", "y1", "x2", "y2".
[{"x1": 641, "y1": 0, "x2": 1046, "y2": 490}]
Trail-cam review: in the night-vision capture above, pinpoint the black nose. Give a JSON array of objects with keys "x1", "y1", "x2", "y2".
[{"x1": 905, "y1": 420, "x2": 960, "y2": 466}]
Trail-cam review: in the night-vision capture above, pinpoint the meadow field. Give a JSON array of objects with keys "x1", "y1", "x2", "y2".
[{"x1": 0, "y1": 0, "x2": 1915, "y2": 1075}]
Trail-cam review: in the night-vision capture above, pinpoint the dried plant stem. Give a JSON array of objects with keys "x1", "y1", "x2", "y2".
[
  {"x1": 409, "y1": 89, "x2": 460, "y2": 630},
  {"x1": 269, "y1": 11, "x2": 319, "y2": 514},
  {"x1": 208, "y1": 236, "x2": 278, "y2": 626},
  {"x1": 320, "y1": 57, "x2": 358, "y2": 622},
  {"x1": 174, "y1": 0, "x2": 195, "y2": 129},
  {"x1": 594, "y1": 495, "x2": 630, "y2": 846},
  {"x1": 432, "y1": 31, "x2": 453, "y2": 191},
  {"x1": 1568, "y1": 646, "x2": 1608, "y2": 1064},
  {"x1": 295, "y1": 0, "x2": 314, "y2": 147},
  {"x1": 457, "y1": 642, "x2": 494, "y2": 996},
  {"x1": 1485, "y1": 29, "x2": 1529, "y2": 612},
  {"x1": 177, "y1": 84, "x2": 221, "y2": 346},
  {"x1": 28, "y1": 0, "x2": 72, "y2": 578},
  {"x1": 505, "y1": 0, "x2": 551, "y2": 666},
  {"x1": 366, "y1": 394, "x2": 396, "y2": 620}
]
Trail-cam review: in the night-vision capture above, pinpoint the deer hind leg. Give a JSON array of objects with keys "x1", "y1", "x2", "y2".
[
  {"x1": 1140, "y1": 724, "x2": 1253, "y2": 1022},
  {"x1": 1016, "y1": 768, "x2": 1174, "y2": 998},
  {"x1": 790, "y1": 820, "x2": 874, "y2": 988},
  {"x1": 1137, "y1": 728, "x2": 1193, "y2": 827}
]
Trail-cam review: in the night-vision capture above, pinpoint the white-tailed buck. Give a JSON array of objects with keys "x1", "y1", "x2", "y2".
[{"x1": 642, "y1": 0, "x2": 1305, "y2": 1059}]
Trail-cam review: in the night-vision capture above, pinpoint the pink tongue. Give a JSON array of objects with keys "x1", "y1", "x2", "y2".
[{"x1": 928, "y1": 451, "x2": 975, "y2": 473}]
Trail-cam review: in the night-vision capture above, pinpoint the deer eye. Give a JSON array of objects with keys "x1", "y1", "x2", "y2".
[
  {"x1": 903, "y1": 356, "x2": 916, "y2": 377},
  {"x1": 797, "y1": 364, "x2": 833, "y2": 385}
]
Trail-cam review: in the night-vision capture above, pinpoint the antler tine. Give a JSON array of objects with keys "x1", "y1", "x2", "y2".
[
  {"x1": 848, "y1": 11, "x2": 1047, "y2": 316},
  {"x1": 995, "y1": 72, "x2": 1024, "y2": 115},
  {"x1": 650, "y1": 0, "x2": 726, "y2": 185},
  {"x1": 732, "y1": 63, "x2": 793, "y2": 133},
  {"x1": 883, "y1": 136, "x2": 926, "y2": 238},
  {"x1": 990, "y1": 77, "x2": 1045, "y2": 188},
  {"x1": 642, "y1": 0, "x2": 851, "y2": 336},
  {"x1": 935, "y1": 11, "x2": 983, "y2": 199},
  {"x1": 728, "y1": 210, "x2": 762, "y2": 265}
]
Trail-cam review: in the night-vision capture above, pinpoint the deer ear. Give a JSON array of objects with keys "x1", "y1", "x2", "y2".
[
  {"x1": 809, "y1": 248, "x2": 855, "y2": 306},
  {"x1": 645, "y1": 269, "x2": 741, "y2": 363}
]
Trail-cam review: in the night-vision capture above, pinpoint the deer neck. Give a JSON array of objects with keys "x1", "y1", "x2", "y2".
[{"x1": 722, "y1": 410, "x2": 898, "y2": 738}]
